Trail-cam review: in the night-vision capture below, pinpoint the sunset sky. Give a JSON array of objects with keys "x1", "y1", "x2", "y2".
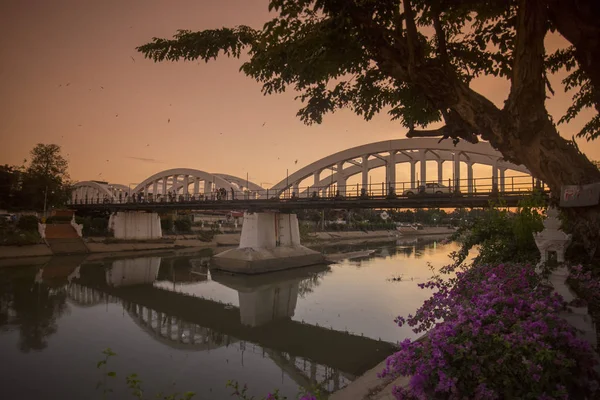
[{"x1": 1, "y1": 0, "x2": 598, "y2": 189}]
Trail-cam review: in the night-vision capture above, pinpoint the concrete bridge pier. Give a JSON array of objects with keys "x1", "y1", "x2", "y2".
[
  {"x1": 109, "y1": 211, "x2": 162, "y2": 240},
  {"x1": 212, "y1": 212, "x2": 324, "y2": 274}
]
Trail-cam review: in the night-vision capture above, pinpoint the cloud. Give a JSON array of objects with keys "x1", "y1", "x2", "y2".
[{"x1": 126, "y1": 156, "x2": 164, "y2": 164}]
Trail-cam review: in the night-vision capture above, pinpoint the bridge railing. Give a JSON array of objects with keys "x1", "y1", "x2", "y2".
[{"x1": 68, "y1": 174, "x2": 546, "y2": 205}]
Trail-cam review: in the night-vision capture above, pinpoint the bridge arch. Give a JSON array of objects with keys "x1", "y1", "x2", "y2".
[
  {"x1": 131, "y1": 168, "x2": 238, "y2": 197},
  {"x1": 270, "y1": 138, "x2": 531, "y2": 196},
  {"x1": 71, "y1": 181, "x2": 116, "y2": 203}
]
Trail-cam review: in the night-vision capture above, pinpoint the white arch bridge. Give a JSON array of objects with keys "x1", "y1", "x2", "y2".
[{"x1": 69, "y1": 138, "x2": 546, "y2": 210}]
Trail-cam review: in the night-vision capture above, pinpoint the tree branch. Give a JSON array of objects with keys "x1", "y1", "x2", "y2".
[
  {"x1": 403, "y1": 0, "x2": 420, "y2": 72},
  {"x1": 432, "y1": 3, "x2": 448, "y2": 64},
  {"x1": 406, "y1": 110, "x2": 480, "y2": 144}
]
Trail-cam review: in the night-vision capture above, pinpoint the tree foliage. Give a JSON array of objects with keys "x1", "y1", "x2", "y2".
[
  {"x1": 0, "y1": 144, "x2": 71, "y2": 211},
  {"x1": 138, "y1": 0, "x2": 600, "y2": 143}
]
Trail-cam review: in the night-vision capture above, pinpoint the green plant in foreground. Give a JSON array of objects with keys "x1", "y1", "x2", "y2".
[{"x1": 95, "y1": 348, "x2": 195, "y2": 400}]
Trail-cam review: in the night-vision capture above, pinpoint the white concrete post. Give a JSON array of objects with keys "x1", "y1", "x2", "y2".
[
  {"x1": 467, "y1": 162, "x2": 474, "y2": 194},
  {"x1": 193, "y1": 178, "x2": 199, "y2": 196},
  {"x1": 454, "y1": 153, "x2": 461, "y2": 193},
  {"x1": 361, "y1": 155, "x2": 369, "y2": 191},
  {"x1": 337, "y1": 161, "x2": 347, "y2": 196},
  {"x1": 162, "y1": 178, "x2": 167, "y2": 195},
  {"x1": 183, "y1": 175, "x2": 189, "y2": 196},
  {"x1": 410, "y1": 161, "x2": 416, "y2": 189},
  {"x1": 313, "y1": 170, "x2": 321, "y2": 195},
  {"x1": 492, "y1": 160, "x2": 499, "y2": 192},
  {"x1": 387, "y1": 151, "x2": 396, "y2": 188},
  {"x1": 152, "y1": 181, "x2": 158, "y2": 196},
  {"x1": 420, "y1": 150, "x2": 427, "y2": 186},
  {"x1": 204, "y1": 180, "x2": 212, "y2": 195},
  {"x1": 172, "y1": 175, "x2": 178, "y2": 194},
  {"x1": 499, "y1": 168, "x2": 506, "y2": 192},
  {"x1": 437, "y1": 160, "x2": 443, "y2": 185}
]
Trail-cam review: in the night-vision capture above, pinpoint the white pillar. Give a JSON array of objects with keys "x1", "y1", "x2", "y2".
[
  {"x1": 183, "y1": 175, "x2": 189, "y2": 195},
  {"x1": 337, "y1": 161, "x2": 346, "y2": 196},
  {"x1": 387, "y1": 151, "x2": 396, "y2": 188},
  {"x1": 313, "y1": 170, "x2": 321, "y2": 195},
  {"x1": 110, "y1": 212, "x2": 162, "y2": 239},
  {"x1": 492, "y1": 161, "x2": 499, "y2": 192},
  {"x1": 467, "y1": 162, "x2": 474, "y2": 193},
  {"x1": 172, "y1": 175, "x2": 179, "y2": 193},
  {"x1": 162, "y1": 178, "x2": 167, "y2": 195},
  {"x1": 410, "y1": 161, "x2": 417, "y2": 189},
  {"x1": 152, "y1": 181, "x2": 158, "y2": 195},
  {"x1": 437, "y1": 160, "x2": 443, "y2": 185},
  {"x1": 361, "y1": 155, "x2": 369, "y2": 191},
  {"x1": 193, "y1": 178, "x2": 199, "y2": 196},
  {"x1": 454, "y1": 153, "x2": 461, "y2": 193},
  {"x1": 204, "y1": 180, "x2": 212, "y2": 195},
  {"x1": 212, "y1": 212, "x2": 323, "y2": 274},
  {"x1": 500, "y1": 168, "x2": 506, "y2": 192},
  {"x1": 420, "y1": 151, "x2": 427, "y2": 186}
]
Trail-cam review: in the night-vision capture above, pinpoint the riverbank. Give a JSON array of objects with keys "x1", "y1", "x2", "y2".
[{"x1": 0, "y1": 229, "x2": 453, "y2": 260}]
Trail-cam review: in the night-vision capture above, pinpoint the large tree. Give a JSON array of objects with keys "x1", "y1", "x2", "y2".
[
  {"x1": 21, "y1": 144, "x2": 71, "y2": 211},
  {"x1": 138, "y1": 0, "x2": 600, "y2": 258}
]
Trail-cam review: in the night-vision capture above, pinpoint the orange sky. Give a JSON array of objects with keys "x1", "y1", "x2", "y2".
[{"x1": 1, "y1": 0, "x2": 598, "y2": 189}]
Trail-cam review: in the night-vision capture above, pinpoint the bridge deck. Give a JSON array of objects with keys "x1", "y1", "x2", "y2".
[{"x1": 69, "y1": 191, "x2": 548, "y2": 212}]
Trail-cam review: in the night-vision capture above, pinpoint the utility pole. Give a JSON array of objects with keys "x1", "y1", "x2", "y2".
[{"x1": 43, "y1": 186, "x2": 48, "y2": 221}]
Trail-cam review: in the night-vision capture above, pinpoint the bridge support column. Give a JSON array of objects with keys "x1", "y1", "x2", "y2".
[
  {"x1": 361, "y1": 156, "x2": 369, "y2": 191},
  {"x1": 437, "y1": 160, "x2": 443, "y2": 185},
  {"x1": 492, "y1": 163, "x2": 499, "y2": 192},
  {"x1": 467, "y1": 162, "x2": 474, "y2": 194},
  {"x1": 204, "y1": 181, "x2": 213, "y2": 196},
  {"x1": 454, "y1": 154, "x2": 461, "y2": 193},
  {"x1": 212, "y1": 212, "x2": 324, "y2": 274},
  {"x1": 499, "y1": 168, "x2": 506, "y2": 192},
  {"x1": 410, "y1": 160, "x2": 416, "y2": 189},
  {"x1": 109, "y1": 212, "x2": 162, "y2": 240},
  {"x1": 193, "y1": 178, "x2": 199, "y2": 196},
  {"x1": 337, "y1": 162, "x2": 347, "y2": 196},
  {"x1": 419, "y1": 151, "x2": 427, "y2": 186},
  {"x1": 386, "y1": 151, "x2": 396, "y2": 190}
]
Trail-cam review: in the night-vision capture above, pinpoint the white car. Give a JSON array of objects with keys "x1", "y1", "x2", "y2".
[{"x1": 403, "y1": 183, "x2": 451, "y2": 196}]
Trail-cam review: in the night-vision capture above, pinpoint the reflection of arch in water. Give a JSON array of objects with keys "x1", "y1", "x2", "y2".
[
  {"x1": 67, "y1": 282, "x2": 120, "y2": 307},
  {"x1": 124, "y1": 301, "x2": 237, "y2": 351}
]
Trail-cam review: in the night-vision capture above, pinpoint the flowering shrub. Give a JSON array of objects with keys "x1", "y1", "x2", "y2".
[
  {"x1": 568, "y1": 265, "x2": 600, "y2": 308},
  {"x1": 227, "y1": 380, "x2": 322, "y2": 400},
  {"x1": 381, "y1": 263, "x2": 599, "y2": 399}
]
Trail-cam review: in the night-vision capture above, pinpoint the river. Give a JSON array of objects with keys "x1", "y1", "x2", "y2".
[{"x1": 0, "y1": 236, "x2": 458, "y2": 399}]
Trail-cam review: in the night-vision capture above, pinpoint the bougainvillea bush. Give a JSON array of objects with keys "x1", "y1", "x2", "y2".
[{"x1": 381, "y1": 262, "x2": 599, "y2": 399}]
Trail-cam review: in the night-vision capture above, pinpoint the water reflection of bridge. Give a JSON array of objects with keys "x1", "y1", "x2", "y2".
[{"x1": 61, "y1": 255, "x2": 395, "y2": 391}]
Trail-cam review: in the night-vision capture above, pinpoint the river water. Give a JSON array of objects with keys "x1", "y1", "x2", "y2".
[{"x1": 0, "y1": 237, "x2": 458, "y2": 399}]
